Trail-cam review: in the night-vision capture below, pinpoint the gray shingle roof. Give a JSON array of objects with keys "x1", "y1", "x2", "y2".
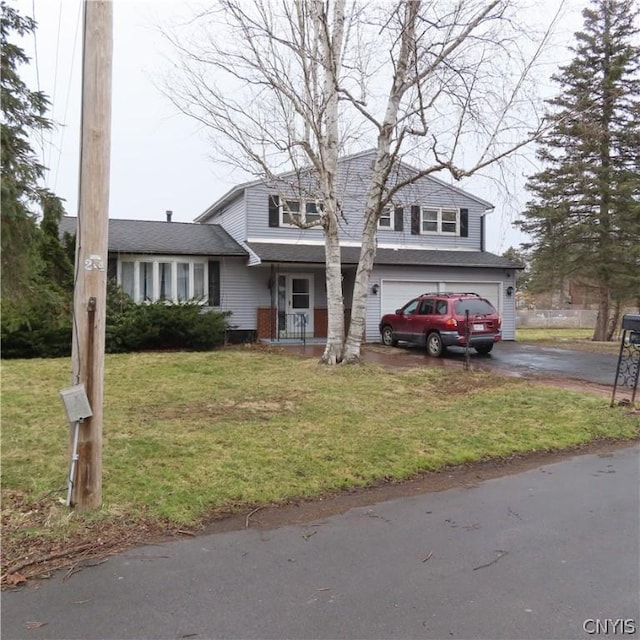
[
  {"x1": 59, "y1": 217, "x2": 248, "y2": 257},
  {"x1": 246, "y1": 242, "x2": 521, "y2": 269}
]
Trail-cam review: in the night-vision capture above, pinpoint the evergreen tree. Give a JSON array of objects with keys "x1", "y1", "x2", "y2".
[
  {"x1": 518, "y1": 0, "x2": 640, "y2": 340},
  {"x1": 1, "y1": 2, "x2": 70, "y2": 325}
]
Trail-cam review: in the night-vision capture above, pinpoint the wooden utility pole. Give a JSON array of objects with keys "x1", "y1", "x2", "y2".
[{"x1": 70, "y1": 0, "x2": 113, "y2": 510}]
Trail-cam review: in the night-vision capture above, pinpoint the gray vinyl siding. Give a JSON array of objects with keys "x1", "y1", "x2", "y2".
[
  {"x1": 366, "y1": 265, "x2": 516, "y2": 342},
  {"x1": 246, "y1": 182, "x2": 326, "y2": 243},
  {"x1": 500, "y1": 280, "x2": 516, "y2": 340},
  {"x1": 207, "y1": 193, "x2": 247, "y2": 245},
  {"x1": 242, "y1": 152, "x2": 487, "y2": 250},
  {"x1": 215, "y1": 258, "x2": 268, "y2": 330},
  {"x1": 215, "y1": 262, "x2": 329, "y2": 331}
]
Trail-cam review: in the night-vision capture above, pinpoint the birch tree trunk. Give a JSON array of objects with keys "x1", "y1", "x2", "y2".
[
  {"x1": 313, "y1": 0, "x2": 346, "y2": 363},
  {"x1": 342, "y1": 1, "x2": 419, "y2": 364}
]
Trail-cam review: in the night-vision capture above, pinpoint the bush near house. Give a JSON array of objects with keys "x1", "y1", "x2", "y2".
[
  {"x1": 1, "y1": 299, "x2": 230, "y2": 358},
  {"x1": 106, "y1": 302, "x2": 230, "y2": 353}
]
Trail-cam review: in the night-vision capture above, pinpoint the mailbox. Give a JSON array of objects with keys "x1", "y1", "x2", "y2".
[
  {"x1": 611, "y1": 315, "x2": 640, "y2": 407},
  {"x1": 621, "y1": 314, "x2": 640, "y2": 332}
]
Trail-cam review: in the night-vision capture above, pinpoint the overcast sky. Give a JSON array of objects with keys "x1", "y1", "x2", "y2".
[{"x1": 16, "y1": 0, "x2": 586, "y2": 253}]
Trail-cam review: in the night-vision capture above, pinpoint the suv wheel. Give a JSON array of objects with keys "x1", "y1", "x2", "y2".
[
  {"x1": 381, "y1": 325, "x2": 398, "y2": 347},
  {"x1": 475, "y1": 344, "x2": 493, "y2": 355},
  {"x1": 426, "y1": 332, "x2": 445, "y2": 357}
]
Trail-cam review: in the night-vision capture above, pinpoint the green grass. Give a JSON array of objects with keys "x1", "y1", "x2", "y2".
[
  {"x1": 2, "y1": 348, "x2": 637, "y2": 532},
  {"x1": 516, "y1": 328, "x2": 594, "y2": 341},
  {"x1": 516, "y1": 328, "x2": 620, "y2": 354}
]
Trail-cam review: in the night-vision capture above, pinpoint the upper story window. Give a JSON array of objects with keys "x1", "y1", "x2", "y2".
[
  {"x1": 119, "y1": 257, "x2": 209, "y2": 304},
  {"x1": 280, "y1": 199, "x2": 322, "y2": 227},
  {"x1": 420, "y1": 207, "x2": 460, "y2": 235},
  {"x1": 378, "y1": 207, "x2": 394, "y2": 230},
  {"x1": 410, "y1": 205, "x2": 468, "y2": 238}
]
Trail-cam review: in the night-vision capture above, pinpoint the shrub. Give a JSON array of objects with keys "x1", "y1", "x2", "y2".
[
  {"x1": 106, "y1": 302, "x2": 230, "y2": 353},
  {"x1": 2, "y1": 295, "x2": 231, "y2": 359}
]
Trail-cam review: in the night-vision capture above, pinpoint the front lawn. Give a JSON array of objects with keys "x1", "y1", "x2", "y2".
[{"x1": 2, "y1": 347, "x2": 638, "y2": 582}]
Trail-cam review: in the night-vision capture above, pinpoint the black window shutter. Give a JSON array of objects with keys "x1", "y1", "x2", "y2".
[
  {"x1": 208, "y1": 261, "x2": 221, "y2": 306},
  {"x1": 411, "y1": 206, "x2": 420, "y2": 235},
  {"x1": 107, "y1": 256, "x2": 117, "y2": 282},
  {"x1": 268, "y1": 195, "x2": 279, "y2": 227},
  {"x1": 394, "y1": 207, "x2": 404, "y2": 232},
  {"x1": 480, "y1": 215, "x2": 485, "y2": 251},
  {"x1": 460, "y1": 208, "x2": 469, "y2": 237}
]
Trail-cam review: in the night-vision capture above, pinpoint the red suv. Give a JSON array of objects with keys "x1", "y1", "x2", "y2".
[{"x1": 379, "y1": 292, "x2": 502, "y2": 357}]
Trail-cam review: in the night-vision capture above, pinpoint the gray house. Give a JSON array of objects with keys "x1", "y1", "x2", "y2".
[{"x1": 61, "y1": 150, "x2": 519, "y2": 342}]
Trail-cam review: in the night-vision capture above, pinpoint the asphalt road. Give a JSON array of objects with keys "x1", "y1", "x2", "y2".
[{"x1": 3, "y1": 444, "x2": 638, "y2": 640}]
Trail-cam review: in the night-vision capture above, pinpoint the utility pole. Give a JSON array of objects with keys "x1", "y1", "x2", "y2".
[{"x1": 70, "y1": 0, "x2": 113, "y2": 511}]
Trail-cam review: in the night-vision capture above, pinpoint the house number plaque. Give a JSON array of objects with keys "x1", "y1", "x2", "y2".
[{"x1": 84, "y1": 254, "x2": 105, "y2": 271}]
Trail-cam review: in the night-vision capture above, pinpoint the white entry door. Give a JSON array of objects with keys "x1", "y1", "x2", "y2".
[{"x1": 277, "y1": 274, "x2": 314, "y2": 336}]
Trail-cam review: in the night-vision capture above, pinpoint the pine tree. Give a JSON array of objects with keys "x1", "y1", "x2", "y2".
[
  {"x1": 518, "y1": 0, "x2": 640, "y2": 340},
  {"x1": 1, "y1": 2, "x2": 69, "y2": 325}
]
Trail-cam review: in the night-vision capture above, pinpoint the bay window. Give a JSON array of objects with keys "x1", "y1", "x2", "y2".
[{"x1": 118, "y1": 257, "x2": 210, "y2": 304}]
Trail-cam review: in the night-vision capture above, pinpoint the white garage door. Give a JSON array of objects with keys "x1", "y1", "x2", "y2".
[
  {"x1": 443, "y1": 282, "x2": 501, "y2": 311},
  {"x1": 380, "y1": 281, "x2": 438, "y2": 316}
]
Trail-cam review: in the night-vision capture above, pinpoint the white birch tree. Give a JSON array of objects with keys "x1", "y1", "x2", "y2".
[{"x1": 163, "y1": 0, "x2": 561, "y2": 364}]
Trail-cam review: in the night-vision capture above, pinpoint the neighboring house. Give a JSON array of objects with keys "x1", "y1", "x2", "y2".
[{"x1": 60, "y1": 149, "x2": 520, "y2": 342}]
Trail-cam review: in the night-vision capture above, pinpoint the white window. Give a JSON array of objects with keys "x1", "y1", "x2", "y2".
[
  {"x1": 139, "y1": 262, "x2": 153, "y2": 301},
  {"x1": 177, "y1": 262, "x2": 190, "y2": 301},
  {"x1": 159, "y1": 262, "x2": 172, "y2": 300},
  {"x1": 118, "y1": 257, "x2": 209, "y2": 304},
  {"x1": 193, "y1": 263, "x2": 205, "y2": 299},
  {"x1": 378, "y1": 207, "x2": 393, "y2": 230},
  {"x1": 421, "y1": 207, "x2": 460, "y2": 235},
  {"x1": 121, "y1": 261, "x2": 134, "y2": 298},
  {"x1": 280, "y1": 199, "x2": 322, "y2": 227}
]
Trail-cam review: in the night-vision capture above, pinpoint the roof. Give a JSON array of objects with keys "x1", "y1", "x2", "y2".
[
  {"x1": 59, "y1": 217, "x2": 248, "y2": 257},
  {"x1": 195, "y1": 149, "x2": 494, "y2": 223},
  {"x1": 246, "y1": 242, "x2": 521, "y2": 269}
]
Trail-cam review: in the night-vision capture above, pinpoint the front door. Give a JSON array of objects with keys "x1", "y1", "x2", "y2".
[{"x1": 277, "y1": 274, "x2": 314, "y2": 337}]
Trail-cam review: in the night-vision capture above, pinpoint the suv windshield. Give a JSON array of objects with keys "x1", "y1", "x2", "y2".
[{"x1": 454, "y1": 299, "x2": 496, "y2": 316}]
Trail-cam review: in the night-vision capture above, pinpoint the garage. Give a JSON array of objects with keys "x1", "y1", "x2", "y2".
[
  {"x1": 442, "y1": 282, "x2": 501, "y2": 312},
  {"x1": 380, "y1": 281, "x2": 438, "y2": 316},
  {"x1": 380, "y1": 280, "x2": 501, "y2": 317}
]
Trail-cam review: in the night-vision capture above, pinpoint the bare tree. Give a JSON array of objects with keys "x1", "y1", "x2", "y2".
[{"x1": 163, "y1": 0, "x2": 561, "y2": 364}]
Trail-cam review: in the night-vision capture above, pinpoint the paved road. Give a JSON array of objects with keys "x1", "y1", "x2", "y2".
[{"x1": 3, "y1": 445, "x2": 638, "y2": 640}]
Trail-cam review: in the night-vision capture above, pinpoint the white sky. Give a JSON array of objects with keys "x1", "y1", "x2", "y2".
[{"x1": 16, "y1": 0, "x2": 585, "y2": 254}]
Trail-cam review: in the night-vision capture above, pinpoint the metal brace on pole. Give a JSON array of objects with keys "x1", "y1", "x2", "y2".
[
  {"x1": 59, "y1": 384, "x2": 93, "y2": 508},
  {"x1": 67, "y1": 419, "x2": 83, "y2": 507}
]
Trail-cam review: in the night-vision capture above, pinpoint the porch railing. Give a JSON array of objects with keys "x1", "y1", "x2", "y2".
[{"x1": 276, "y1": 313, "x2": 307, "y2": 344}]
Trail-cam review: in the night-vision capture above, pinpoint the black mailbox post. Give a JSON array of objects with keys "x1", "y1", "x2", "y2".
[{"x1": 611, "y1": 314, "x2": 640, "y2": 408}]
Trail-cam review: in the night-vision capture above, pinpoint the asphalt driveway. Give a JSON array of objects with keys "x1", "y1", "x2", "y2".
[
  {"x1": 286, "y1": 341, "x2": 620, "y2": 387},
  {"x1": 440, "y1": 341, "x2": 619, "y2": 386}
]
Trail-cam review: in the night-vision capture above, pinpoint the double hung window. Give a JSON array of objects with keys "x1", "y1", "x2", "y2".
[
  {"x1": 280, "y1": 199, "x2": 322, "y2": 227},
  {"x1": 378, "y1": 207, "x2": 393, "y2": 230},
  {"x1": 420, "y1": 207, "x2": 460, "y2": 235}
]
